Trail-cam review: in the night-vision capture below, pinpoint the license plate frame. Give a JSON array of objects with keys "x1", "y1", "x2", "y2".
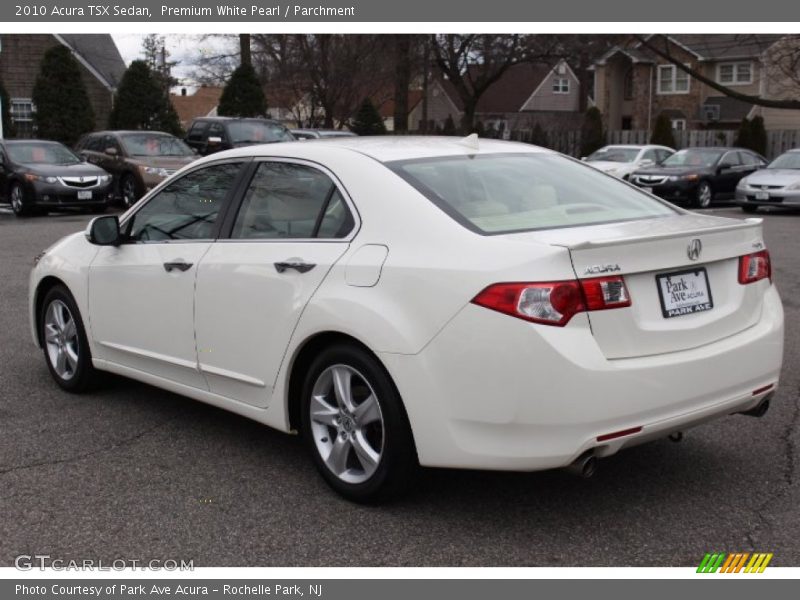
[
  {"x1": 77, "y1": 190, "x2": 92, "y2": 200},
  {"x1": 755, "y1": 191, "x2": 770, "y2": 200},
  {"x1": 655, "y1": 267, "x2": 714, "y2": 319}
]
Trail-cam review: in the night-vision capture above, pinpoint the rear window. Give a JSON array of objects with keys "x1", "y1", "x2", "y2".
[{"x1": 388, "y1": 153, "x2": 676, "y2": 234}]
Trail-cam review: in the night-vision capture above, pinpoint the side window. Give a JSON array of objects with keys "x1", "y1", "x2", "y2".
[
  {"x1": 657, "y1": 149, "x2": 673, "y2": 163},
  {"x1": 739, "y1": 152, "x2": 759, "y2": 167},
  {"x1": 187, "y1": 121, "x2": 208, "y2": 142},
  {"x1": 102, "y1": 135, "x2": 122, "y2": 155},
  {"x1": 641, "y1": 149, "x2": 658, "y2": 162},
  {"x1": 231, "y1": 162, "x2": 354, "y2": 240},
  {"x1": 722, "y1": 152, "x2": 742, "y2": 167},
  {"x1": 126, "y1": 162, "x2": 243, "y2": 242},
  {"x1": 207, "y1": 122, "x2": 225, "y2": 141}
]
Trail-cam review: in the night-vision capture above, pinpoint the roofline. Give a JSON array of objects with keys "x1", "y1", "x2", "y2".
[
  {"x1": 634, "y1": 34, "x2": 704, "y2": 60},
  {"x1": 431, "y1": 79, "x2": 463, "y2": 115},
  {"x1": 53, "y1": 34, "x2": 116, "y2": 91},
  {"x1": 518, "y1": 59, "x2": 580, "y2": 111}
]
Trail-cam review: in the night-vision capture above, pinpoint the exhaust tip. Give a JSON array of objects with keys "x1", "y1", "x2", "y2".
[
  {"x1": 740, "y1": 396, "x2": 771, "y2": 418},
  {"x1": 564, "y1": 451, "x2": 598, "y2": 479}
]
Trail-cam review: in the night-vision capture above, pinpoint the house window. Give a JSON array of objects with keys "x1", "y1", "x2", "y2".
[
  {"x1": 670, "y1": 119, "x2": 687, "y2": 131},
  {"x1": 10, "y1": 99, "x2": 35, "y2": 137},
  {"x1": 553, "y1": 77, "x2": 570, "y2": 94},
  {"x1": 623, "y1": 68, "x2": 634, "y2": 100},
  {"x1": 717, "y1": 62, "x2": 753, "y2": 85},
  {"x1": 657, "y1": 65, "x2": 690, "y2": 94}
]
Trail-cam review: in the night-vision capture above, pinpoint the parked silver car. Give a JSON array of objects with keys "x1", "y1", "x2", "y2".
[{"x1": 736, "y1": 149, "x2": 800, "y2": 212}]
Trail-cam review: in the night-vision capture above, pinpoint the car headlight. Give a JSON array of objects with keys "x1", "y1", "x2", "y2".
[
  {"x1": 786, "y1": 181, "x2": 800, "y2": 190},
  {"x1": 24, "y1": 173, "x2": 57, "y2": 183},
  {"x1": 141, "y1": 166, "x2": 170, "y2": 178},
  {"x1": 737, "y1": 178, "x2": 750, "y2": 188},
  {"x1": 98, "y1": 175, "x2": 111, "y2": 183},
  {"x1": 670, "y1": 174, "x2": 699, "y2": 182}
]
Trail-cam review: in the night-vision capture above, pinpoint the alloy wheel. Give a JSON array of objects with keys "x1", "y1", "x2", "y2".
[
  {"x1": 697, "y1": 183, "x2": 712, "y2": 208},
  {"x1": 44, "y1": 299, "x2": 80, "y2": 381},
  {"x1": 10, "y1": 185, "x2": 24, "y2": 214},
  {"x1": 309, "y1": 364, "x2": 385, "y2": 484},
  {"x1": 122, "y1": 177, "x2": 137, "y2": 208}
]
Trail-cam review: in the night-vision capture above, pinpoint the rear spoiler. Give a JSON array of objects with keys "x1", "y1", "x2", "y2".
[{"x1": 558, "y1": 218, "x2": 762, "y2": 251}]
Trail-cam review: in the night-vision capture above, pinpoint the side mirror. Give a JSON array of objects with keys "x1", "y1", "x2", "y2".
[
  {"x1": 580, "y1": 156, "x2": 587, "y2": 161},
  {"x1": 207, "y1": 136, "x2": 222, "y2": 145},
  {"x1": 717, "y1": 162, "x2": 733, "y2": 173},
  {"x1": 104, "y1": 147, "x2": 118, "y2": 157},
  {"x1": 86, "y1": 215, "x2": 121, "y2": 246}
]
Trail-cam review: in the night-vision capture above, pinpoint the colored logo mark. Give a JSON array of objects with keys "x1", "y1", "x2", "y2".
[{"x1": 697, "y1": 552, "x2": 773, "y2": 573}]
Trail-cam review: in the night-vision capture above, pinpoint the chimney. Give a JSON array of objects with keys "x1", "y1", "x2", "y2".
[{"x1": 181, "y1": 88, "x2": 187, "y2": 96}]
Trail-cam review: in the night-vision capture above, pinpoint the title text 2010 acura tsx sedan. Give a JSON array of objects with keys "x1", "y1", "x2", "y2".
[{"x1": 29, "y1": 136, "x2": 784, "y2": 502}]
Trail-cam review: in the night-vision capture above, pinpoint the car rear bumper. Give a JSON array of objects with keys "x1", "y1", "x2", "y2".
[{"x1": 380, "y1": 285, "x2": 784, "y2": 471}]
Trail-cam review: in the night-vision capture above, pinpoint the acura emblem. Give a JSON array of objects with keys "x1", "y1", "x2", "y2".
[{"x1": 687, "y1": 239, "x2": 702, "y2": 261}]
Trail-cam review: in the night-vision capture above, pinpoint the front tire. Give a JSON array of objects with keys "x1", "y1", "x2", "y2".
[
  {"x1": 694, "y1": 181, "x2": 713, "y2": 209},
  {"x1": 39, "y1": 285, "x2": 98, "y2": 392},
  {"x1": 120, "y1": 174, "x2": 138, "y2": 208},
  {"x1": 301, "y1": 344, "x2": 418, "y2": 502},
  {"x1": 10, "y1": 182, "x2": 32, "y2": 217}
]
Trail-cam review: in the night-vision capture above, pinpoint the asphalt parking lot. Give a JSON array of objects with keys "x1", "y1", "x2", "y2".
[{"x1": 0, "y1": 204, "x2": 798, "y2": 567}]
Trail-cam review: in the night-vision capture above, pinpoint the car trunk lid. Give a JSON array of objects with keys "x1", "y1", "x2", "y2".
[{"x1": 505, "y1": 214, "x2": 768, "y2": 358}]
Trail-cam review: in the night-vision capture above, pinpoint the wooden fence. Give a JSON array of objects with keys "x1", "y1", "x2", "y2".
[{"x1": 509, "y1": 128, "x2": 800, "y2": 159}]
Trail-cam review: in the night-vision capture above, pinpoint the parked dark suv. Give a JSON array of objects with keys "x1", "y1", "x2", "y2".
[
  {"x1": 630, "y1": 147, "x2": 767, "y2": 208},
  {"x1": 184, "y1": 117, "x2": 295, "y2": 156},
  {"x1": 75, "y1": 131, "x2": 197, "y2": 207}
]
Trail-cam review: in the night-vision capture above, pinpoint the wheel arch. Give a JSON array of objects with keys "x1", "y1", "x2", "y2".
[
  {"x1": 33, "y1": 275, "x2": 70, "y2": 346},
  {"x1": 284, "y1": 331, "x2": 415, "y2": 447}
]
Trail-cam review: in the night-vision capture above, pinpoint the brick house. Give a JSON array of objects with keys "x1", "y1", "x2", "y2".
[
  {"x1": 590, "y1": 34, "x2": 800, "y2": 132},
  {"x1": 0, "y1": 34, "x2": 126, "y2": 138},
  {"x1": 410, "y1": 59, "x2": 583, "y2": 134}
]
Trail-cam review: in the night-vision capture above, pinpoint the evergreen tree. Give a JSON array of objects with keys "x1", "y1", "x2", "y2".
[
  {"x1": 350, "y1": 98, "x2": 386, "y2": 136},
  {"x1": 218, "y1": 64, "x2": 267, "y2": 118},
  {"x1": 530, "y1": 123, "x2": 549, "y2": 148},
  {"x1": 441, "y1": 114, "x2": 457, "y2": 136},
  {"x1": 749, "y1": 116, "x2": 767, "y2": 157},
  {"x1": 734, "y1": 118, "x2": 752, "y2": 151},
  {"x1": 650, "y1": 113, "x2": 677, "y2": 148},
  {"x1": 579, "y1": 107, "x2": 605, "y2": 157},
  {"x1": 109, "y1": 60, "x2": 182, "y2": 135},
  {"x1": 0, "y1": 78, "x2": 15, "y2": 138},
  {"x1": 32, "y1": 45, "x2": 95, "y2": 145}
]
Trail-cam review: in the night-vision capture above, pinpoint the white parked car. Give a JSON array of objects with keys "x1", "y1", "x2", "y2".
[
  {"x1": 736, "y1": 148, "x2": 800, "y2": 213},
  {"x1": 584, "y1": 144, "x2": 675, "y2": 179},
  {"x1": 29, "y1": 136, "x2": 783, "y2": 502}
]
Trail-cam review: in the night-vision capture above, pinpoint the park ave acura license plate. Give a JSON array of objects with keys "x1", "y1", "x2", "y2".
[{"x1": 656, "y1": 268, "x2": 714, "y2": 318}]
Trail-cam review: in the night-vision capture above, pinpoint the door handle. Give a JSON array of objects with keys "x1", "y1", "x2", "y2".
[
  {"x1": 163, "y1": 260, "x2": 193, "y2": 273},
  {"x1": 274, "y1": 261, "x2": 316, "y2": 274}
]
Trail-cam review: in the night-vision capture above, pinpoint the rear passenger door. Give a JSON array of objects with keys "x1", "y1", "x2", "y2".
[{"x1": 193, "y1": 159, "x2": 357, "y2": 406}]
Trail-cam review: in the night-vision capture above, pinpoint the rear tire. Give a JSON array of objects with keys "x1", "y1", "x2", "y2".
[
  {"x1": 300, "y1": 344, "x2": 418, "y2": 503},
  {"x1": 39, "y1": 285, "x2": 99, "y2": 393}
]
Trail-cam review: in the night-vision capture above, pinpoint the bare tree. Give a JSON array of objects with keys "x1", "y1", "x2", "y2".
[
  {"x1": 430, "y1": 34, "x2": 570, "y2": 133},
  {"x1": 635, "y1": 34, "x2": 800, "y2": 110}
]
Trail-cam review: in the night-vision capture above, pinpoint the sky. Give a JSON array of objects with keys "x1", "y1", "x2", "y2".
[{"x1": 112, "y1": 33, "x2": 235, "y2": 89}]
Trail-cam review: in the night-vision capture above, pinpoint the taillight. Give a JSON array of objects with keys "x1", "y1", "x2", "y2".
[
  {"x1": 738, "y1": 250, "x2": 771, "y2": 284},
  {"x1": 472, "y1": 276, "x2": 631, "y2": 327}
]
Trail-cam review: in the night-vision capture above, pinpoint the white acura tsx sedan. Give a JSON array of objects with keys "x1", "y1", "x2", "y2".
[{"x1": 29, "y1": 136, "x2": 784, "y2": 501}]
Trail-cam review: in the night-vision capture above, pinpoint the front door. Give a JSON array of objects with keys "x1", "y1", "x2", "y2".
[
  {"x1": 194, "y1": 160, "x2": 357, "y2": 406},
  {"x1": 88, "y1": 161, "x2": 245, "y2": 388}
]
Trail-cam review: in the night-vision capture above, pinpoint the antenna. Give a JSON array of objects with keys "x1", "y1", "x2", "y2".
[{"x1": 459, "y1": 133, "x2": 479, "y2": 150}]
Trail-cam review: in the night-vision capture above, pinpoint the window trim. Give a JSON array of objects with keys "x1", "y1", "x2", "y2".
[
  {"x1": 716, "y1": 61, "x2": 753, "y2": 86},
  {"x1": 670, "y1": 118, "x2": 687, "y2": 131},
  {"x1": 216, "y1": 156, "x2": 361, "y2": 243},
  {"x1": 552, "y1": 77, "x2": 570, "y2": 94},
  {"x1": 9, "y1": 98, "x2": 35, "y2": 136},
  {"x1": 119, "y1": 157, "x2": 252, "y2": 244},
  {"x1": 656, "y1": 64, "x2": 691, "y2": 95}
]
